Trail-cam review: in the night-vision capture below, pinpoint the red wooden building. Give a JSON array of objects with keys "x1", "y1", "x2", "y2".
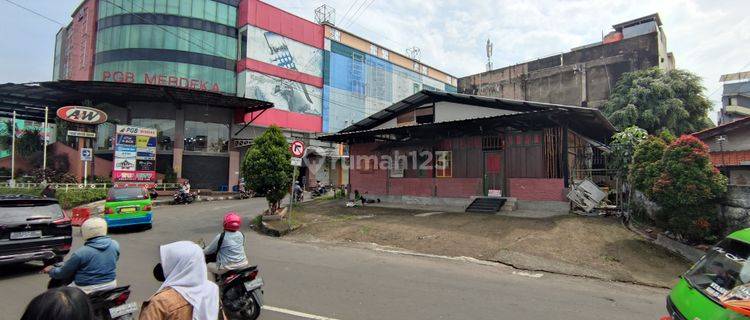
[{"x1": 319, "y1": 91, "x2": 615, "y2": 207}]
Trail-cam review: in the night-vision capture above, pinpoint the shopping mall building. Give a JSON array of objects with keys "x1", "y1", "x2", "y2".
[{"x1": 50, "y1": 0, "x2": 457, "y2": 189}]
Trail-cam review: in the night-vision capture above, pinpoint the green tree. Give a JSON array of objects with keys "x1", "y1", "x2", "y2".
[
  {"x1": 0, "y1": 120, "x2": 11, "y2": 151},
  {"x1": 15, "y1": 129, "x2": 43, "y2": 157},
  {"x1": 651, "y1": 135, "x2": 728, "y2": 242},
  {"x1": 607, "y1": 126, "x2": 648, "y2": 176},
  {"x1": 240, "y1": 126, "x2": 293, "y2": 214},
  {"x1": 602, "y1": 68, "x2": 714, "y2": 135},
  {"x1": 629, "y1": 135, "x2": 667, "y2": 197}
]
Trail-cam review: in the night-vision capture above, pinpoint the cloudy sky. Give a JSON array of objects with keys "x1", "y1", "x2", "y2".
[{"x1": 1, "y1": 0, "x2": 748, "y2": 122}]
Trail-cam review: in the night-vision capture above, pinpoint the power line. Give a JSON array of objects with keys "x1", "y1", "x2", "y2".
[
  {"x1": 345, "y1": 0, "x2": 376, "y2": 29},
  {"x1": 2, "y1": 0, "x2": 65, "y2": 26},
  {"x1": 337, "y1": 0, "x2": 362, "y2": 27}
]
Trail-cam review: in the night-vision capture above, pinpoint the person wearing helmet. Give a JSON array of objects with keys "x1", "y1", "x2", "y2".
[
  {"x1": 203, "y1": 212, "x2": 248, "y2": 276},
  {"x1": 43, "y1": 217, "x2": 120, "y2": 293}
]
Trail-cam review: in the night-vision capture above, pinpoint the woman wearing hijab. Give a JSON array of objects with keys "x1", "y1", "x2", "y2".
[{"x1": 140, "y1": 241, "x2": 220, "y2": 320}]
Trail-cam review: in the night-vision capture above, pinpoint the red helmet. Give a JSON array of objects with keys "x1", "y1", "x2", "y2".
[{"x1": 223, "y1": 212, "x2": 242, "y2": 231}]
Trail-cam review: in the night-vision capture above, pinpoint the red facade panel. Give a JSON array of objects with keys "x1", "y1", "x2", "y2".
[
  {"x1": 388, "y1": 178, "x2": 434, "y2": 197},
  {"x1": 710, "y1": 150, "x2": 750, "y2": 167},
  {"x1": 509, "y1": 178, "x2": 565, "y2": 201},
  {"x1": 244, "y1": 108, "x2": 322, "y2": 132},
  {"x1": 238, "y1": 0, "x2": 324, "y2": 49},
  {"x1": 435, "y1": 178, "x2": 483, "y2": 198},
  {"x1": 238, "y1": 59, "x2": 323, "y2": 88},
  {"x1": 349, "y1": 143, "x2": 389, "y2": 195},
  {"x1": 64, "y1": 0, "x2": 97, "y2": 80}
]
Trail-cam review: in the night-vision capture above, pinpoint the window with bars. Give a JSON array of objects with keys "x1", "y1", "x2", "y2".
[{"x1": 435, "y1": 151, "x2": 452, "y2": 178}]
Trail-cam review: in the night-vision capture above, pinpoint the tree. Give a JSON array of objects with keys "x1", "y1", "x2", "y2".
[
  {"x1": 602, "y1": 68, "x2": 714, "y2": 135},
  {"x1": 629, "y1": 135, "x2": 668, "y2": 197},
  {"x1": 15, "y1": 129, "x2": 43, "y2": 157},
  {"x1": 607, "y1": 126, "x2": 648, "y2": 177},
  {"x1": 240, "y1": 126, "x2": 293, "y2": 214},
  {"x1": 651, "y1": 135, "x2": 728, "y2": 242}
]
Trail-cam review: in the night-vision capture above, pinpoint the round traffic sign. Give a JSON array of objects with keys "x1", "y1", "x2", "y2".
[{"x1": 290, "y1": 140, "x2": 305, "y2": 157}]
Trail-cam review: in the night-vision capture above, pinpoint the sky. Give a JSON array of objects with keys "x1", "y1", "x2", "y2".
[{"x1": 1, "y1": 0, "x2": 748, "y2": 122}]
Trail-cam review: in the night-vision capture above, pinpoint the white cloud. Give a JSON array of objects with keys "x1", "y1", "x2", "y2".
[{"x1": 270, "y1": 0, "x2": 750, "y2": 122}]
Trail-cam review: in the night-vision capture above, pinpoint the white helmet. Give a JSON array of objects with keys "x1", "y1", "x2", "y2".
[{"x1": 81, "y1": 217, "x2": 108, "y2": 240}]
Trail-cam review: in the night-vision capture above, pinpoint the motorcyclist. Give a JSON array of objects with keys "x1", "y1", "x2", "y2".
[
  {"x1": 43, "y1": 217, "x2": 120, "y2": 294},
  {"x1": 293, "y1": 181, "x2": 303, "y2": 201},
  {"x1": 177, "y1": 180, "x2": 191, "y2": 202},
  {"x1": 203, "y1": 212, "x2": 248, "y2": 277}
]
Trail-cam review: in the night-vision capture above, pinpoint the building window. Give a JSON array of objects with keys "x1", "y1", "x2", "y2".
[
  {"x1": 370, "y1": 44, "x2": 378, "y2": 55},
  {"x1": 435, "y1": 151, "x2": 452, "y2": 178},
  {"x1": 415, "y1": 107, "x2": 434, "y2": 124},
  {"x1": 184, "y1": 121, "x2": 229, "y2": 153},
  {"x1": 396, "y1": 110, "x2": 415, "y2": 126},
  {"x1": 381, "y1": 49, "x2": 389, "y2": 60},
  {"x1": 390, "y1": 153, "x2": 405, "y2": 178},
  {"x1": 132, "y1": 118, "x2": 176, "y2": 151},
  {"x1": 446, "y1": 75, "x2": 451, "y2": 83},
  {"x1": 421, "y1": 65, "x2": 428, "y2": 75},
  {"x1": 729, "y1": 97, "x2": 738, "y2": 106},
  {"x1": 413, "y1": 62, "x2": 419, "y2": 71},
  {"x1": 332, "y1": 29, "x2": 341, "y2": 41}
]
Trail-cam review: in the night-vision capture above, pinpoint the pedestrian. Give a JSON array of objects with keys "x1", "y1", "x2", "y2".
[
  {"x1": 41, "y1": 184, "x2": 56, "y2": 198},
  {"x1": 21, "y1": 287, "x2": 95, "y2": 320},
  {"x1": 140, "y1": 241, "x2": 220, "y2": 320}
]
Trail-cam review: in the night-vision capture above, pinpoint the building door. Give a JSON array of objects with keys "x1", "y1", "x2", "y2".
[{"x1": 483, "y1": 151, "x2": 503, "y2": 196}]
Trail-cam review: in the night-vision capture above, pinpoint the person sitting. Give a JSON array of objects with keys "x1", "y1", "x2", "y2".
[
  {"x1": 203, "y1": 212, "x2": 249, "y2": 277},
  {"x1": 44, "y1": 217, "x2": 120, "y2": 294},
  {"x1": 140, "y1": 241, "x2": 219, "y2": 320},
  {"x1": 21, "y1": 287, "x2": 95, "y2": 320}
]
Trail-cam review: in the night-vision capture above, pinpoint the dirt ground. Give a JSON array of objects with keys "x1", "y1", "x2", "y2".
[{"x1": 287, "y1": 200, "x2": 690, "y2": 287}]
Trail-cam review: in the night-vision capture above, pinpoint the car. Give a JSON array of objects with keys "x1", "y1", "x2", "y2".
[
  {"x1": 104, "y1": 186, "x2": 153, "y2": 229},
  {"x1": 0, "y1": 195, "x2": 72, "y2": 266}
]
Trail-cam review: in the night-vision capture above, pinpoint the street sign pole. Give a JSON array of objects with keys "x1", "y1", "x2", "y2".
[
  {"x1": 43, "y1": 106, "x2": 48, "y2": 173},
  {"x1": 84, "y1": 161, "x2": 88, "y2": 187}
]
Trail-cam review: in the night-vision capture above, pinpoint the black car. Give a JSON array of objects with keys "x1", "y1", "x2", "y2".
[{"x1": 0, "y1": 195, "x2": 72, "y2": 266}]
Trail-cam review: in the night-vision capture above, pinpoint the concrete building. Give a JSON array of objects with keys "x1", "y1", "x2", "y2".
[
  {"x1": 320, "y1": 91, "x2": 614, "y2": 209},
  {"x1": 46, "y1": 0, "x2": 455, "y2": 189},
  {"x1": 693, "y1": 116, "x2": 750, "y2": 186},
  {"x1": 717, "y1": 71, "x2": 750, "y2": 125},
  {"x1": 458, "y1": 14, "x2": 674, "y2": 109}
]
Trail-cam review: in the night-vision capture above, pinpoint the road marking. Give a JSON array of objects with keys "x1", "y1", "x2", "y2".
[
  {"x1": 512, "y1": 271, "x2": 544, "y2": 278},
  {"x1": 414, "y1": 211, "x2": 443, "y2": 217},
  {"x1": 263, "y1": 305, "x2": 341, "y2": 320}
]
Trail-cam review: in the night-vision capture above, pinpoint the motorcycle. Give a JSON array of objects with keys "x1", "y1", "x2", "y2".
[
  {"x1": 47, "y1": 270, "x2": 136, "y2": 320},
  {"x1": 311, "y1": 185, "x2": 329, "y2": 198},
  {"x1": 172, "y1": 190, "x2": 196, "y2": 204},
  {"x1": 214, "y1": 265, "x2": 264, "y2": 320},
  {"x1": 239, "y1": 189, "x2": 255, "y2": 199}
]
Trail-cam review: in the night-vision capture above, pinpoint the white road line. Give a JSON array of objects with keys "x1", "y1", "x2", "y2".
[
  {"x1": 512, "y1": 271, "x2": 544, "y2": 278},
  {"x1": 262, "y1": 305, "x2": 341, "y2": 320},
  {"x1": 414, "y1": 211, "x2": 443, "y2": 217}
]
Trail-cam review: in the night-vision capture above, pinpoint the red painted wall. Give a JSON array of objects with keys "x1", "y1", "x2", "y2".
[
  {"x1": 349, "y1": 143, "x2": 388, "y2": 195},
  {"x1": 238, "y1": 59, "x2": 323, "y2": 88},
  {"x1": 509, "y1": 178, "x2": 565, "y2": 201},
  {"x1": 388, "y1": 178, "x2": 433, "y2": 196},
  {"x1": 245, "y1": 108, "x2": 322, "y2": 133},
  {"x1": 64, "y1": 0, "x2": 97, "y2": 80},
  {"x1": 238, "y1": 0, "x2": 324, "y2": 49},
  {"x1": 435, "y1": 178, "x2": 483, "y2": 197}
]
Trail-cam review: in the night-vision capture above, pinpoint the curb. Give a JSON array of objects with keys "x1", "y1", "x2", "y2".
[{"x1": 152, "y1": 195, "x2": 243, "y2": 206}]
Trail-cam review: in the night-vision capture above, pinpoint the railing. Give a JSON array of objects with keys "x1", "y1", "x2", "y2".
[{"x1": 0, "y1": 182, "x2": 184, "y2": 191}]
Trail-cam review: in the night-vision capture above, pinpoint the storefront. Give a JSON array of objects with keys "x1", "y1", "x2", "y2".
[{"x1": 0, "y1": 81, "x2": 271, "y2": 190}]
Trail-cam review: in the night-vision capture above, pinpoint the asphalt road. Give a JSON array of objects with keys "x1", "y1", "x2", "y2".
[{"x1": 0, "y1": 198, "x2": 672, "y2": 320}]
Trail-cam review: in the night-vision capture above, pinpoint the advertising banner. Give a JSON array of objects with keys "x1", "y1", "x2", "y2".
[
  {"x1": 243, "y1": 71, "x2": 323, "y2": 115},
  {"x1": 113, "y1": 125, "x2": 157, "y2": 183},
  {"x1": 246, "y1": 25, "x2": 323, "y2": 78}
]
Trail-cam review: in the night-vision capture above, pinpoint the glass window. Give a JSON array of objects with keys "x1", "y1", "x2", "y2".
[
  {"x1": 381, "y1": 49, "x2": 389, "y2": 60},
  {"x1": 228, "y1": 6, "x2": 237, "y2": 26},
  {"x1": 167, "y1": 0, "x2": 179, "y2": 14},
  {"x1": 131, "y1": 118, "x2": 176, "y2": 151},
  {"x1": 179, "y1": 0, "x2": 192, "y2": 16},
  {"x1": 204, "y1": 0, "x2": 217, "y2": 22},
  {"x1": 436, "y1": 151, "x2": 452, "y2": 178},
  {"x1": 217, "y1": 3, "x2": 229, "y2": 26},
  {"x1": 95, "y1": 122, "x2": 114, "y2": 150},
  {"x1": 191, "y1": 0, "x2": 204, "y2": 19},
  {"x1": 154, "y1": 0, "x2": 167, "y2": 13},
  {"x1": 94, "y1": 61, "x2": 237, "y2": 95},
  {"x1": 132, "y1": 0, "x2": 145, "y2": 12},
  {"x1": 685, "y1": 238, "x2": 750, "y2": 302},
  {"x1": 184, "y1": 121, "x2": 229, "y2": 153},
  {"x1": 142, "y1": 0, "x2": 156, "y2": 12},
  {"x1": 370, "y1": 44, "x2": 377, "y2": 55}
]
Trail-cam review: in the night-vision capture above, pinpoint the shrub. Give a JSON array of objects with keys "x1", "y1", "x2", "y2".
[
  {"x1": 0, "y1": 187, "x2": 107, "y2": 209},
  {"x1": 28, "y1": 168, "x2": 78, "y2": 184},
  {"x1": 607, "y1": 126, "x2": 648, "y2": 176},
  {"x1": 163, "y1": 170, "x2": 178, "y2": 183},
  {"x1": 651, "y1": 135, "x2": 728, "y2": 242},
  {"x1": 630, "y1": 136, "x2": 668, "y2": 197}
]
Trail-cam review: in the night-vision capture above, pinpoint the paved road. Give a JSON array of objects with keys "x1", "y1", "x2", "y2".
[{"x1": 0, "y1": 199, "x2": 671, "y2": 319}]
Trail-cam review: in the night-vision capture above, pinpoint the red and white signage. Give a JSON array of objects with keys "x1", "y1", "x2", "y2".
[
  {"x1": 56, "y1": 106, "x2": 108, "y2": 125},
  {"x1": 290, "y1": 140, "x2": 305, "y2": 157}
]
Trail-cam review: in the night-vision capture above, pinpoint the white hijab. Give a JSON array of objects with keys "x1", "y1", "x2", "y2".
[{"x1": 159, "y1": 241, "x2": 219, "y2": 320}]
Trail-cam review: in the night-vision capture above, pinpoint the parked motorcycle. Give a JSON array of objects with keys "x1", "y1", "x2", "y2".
[
  {"x1": 311, "y1": 185, "x2": 329, "y2": 198},
  {"x1": 47, "y1": 272, "x2": 136, "y2": 320},
  {"x1": 172, "y1": 190, "x2": 196, "y2": 204},
  {"x1": 239, "y1": 189, "x2": 255, "y2": 199}
]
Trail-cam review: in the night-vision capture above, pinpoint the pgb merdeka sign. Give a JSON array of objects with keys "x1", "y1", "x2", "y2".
[{"x1": 57, "y1": 106, "x2": 108, "y2": 125}]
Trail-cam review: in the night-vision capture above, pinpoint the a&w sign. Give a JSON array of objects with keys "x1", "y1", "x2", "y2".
[{"x1": 56, "y1": 106, "x2": 108, "y2": 125}]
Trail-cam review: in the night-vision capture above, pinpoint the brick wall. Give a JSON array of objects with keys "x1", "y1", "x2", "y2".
[
  {"x1": 710, "y1": 150, "x2": 750, "y2": 166},
  {"x1": 509, "y1": 178, "x2": 565, "y2": 201}
]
